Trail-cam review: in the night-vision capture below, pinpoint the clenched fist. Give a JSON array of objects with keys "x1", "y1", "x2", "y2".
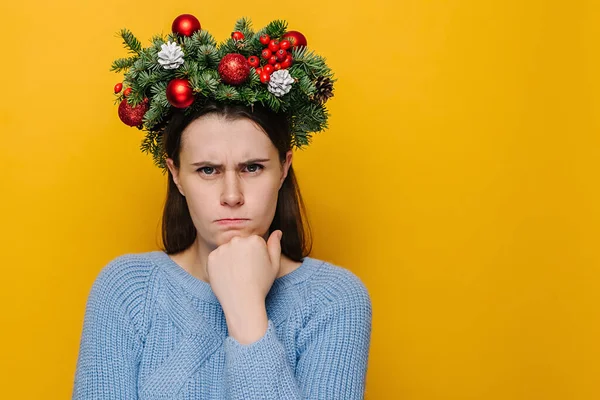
[{"x1": 207, "y1": 230, "x2": 283, "y2": 344}]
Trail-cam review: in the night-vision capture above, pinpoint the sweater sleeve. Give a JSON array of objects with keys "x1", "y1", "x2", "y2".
[
  {"x1": 222, "y1": 274, "x2": 373, "y2": 399},
  {"x1": 72, "y1": 257, "x2": 149, "y2": 399}
]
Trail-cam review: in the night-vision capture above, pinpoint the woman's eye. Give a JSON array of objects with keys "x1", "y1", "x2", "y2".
[
  {"x1": 197, "y1": 167, "x2": 215, "y2": 175},
  {"x1": 196, "y1": 164, "x2": 263, "y2": 175},
  {"x1": 246, "y1": 164, "x2": 264, "y2": 173}
]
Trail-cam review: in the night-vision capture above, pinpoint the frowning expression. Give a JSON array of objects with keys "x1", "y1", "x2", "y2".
[{"x1": 166, "y1": 114, "x2": 292, "y2": 249}]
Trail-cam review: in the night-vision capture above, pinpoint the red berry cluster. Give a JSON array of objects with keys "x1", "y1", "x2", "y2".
[{"x1": 246, "y1": 34, "x2": 294, "y2": 83}]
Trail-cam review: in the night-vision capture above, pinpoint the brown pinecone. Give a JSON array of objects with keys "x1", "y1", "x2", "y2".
[{"x1": 314, "y1": 76, "x2": 334, "y2": 104}]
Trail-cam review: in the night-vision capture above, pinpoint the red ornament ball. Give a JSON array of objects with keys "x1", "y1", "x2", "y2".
[
  {"x1": 282, "y1": 31, "x2": 307, "y2": 48},
  {"x1": 166, "y1": 78, "x2": 195, "y2": 108},
  {"x1": 172, "y1": 14, "x2": 201, "y2": 37},
  {"x1": 218, "y1": 53, "x2": 250, "y2": 85},
  {"x1": 114, "y1": 82, "x2": 123, "y2": 93},
  {"x1": 118, "y1": 98, "x2": 149, "y2": 127}
]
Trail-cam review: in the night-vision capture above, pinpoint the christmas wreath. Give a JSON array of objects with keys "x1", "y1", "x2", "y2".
[{"x1": 111, "y1": 14, "x2": 335, "y2": 171}]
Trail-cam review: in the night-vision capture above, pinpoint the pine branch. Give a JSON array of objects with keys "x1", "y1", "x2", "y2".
[
  {"x1": 124, "y1": 58, "x2": 145, "y2": 80},
  {"x1": 264, "y1": 20, "x2": 288, "y2": 39},
  {"x1": 245, "y1": 36, "x2": 265, "y2": 55},
  {"x1": 297, "y1": 74, "x2": 317, "y2": 96},
  {"x1": 189, "y1": 70, "x2": 218, "y2": 97},
  {"x1": 215, "y1": 84, "x2": 241, "y2": 101},
  {"x1": 217, "y1": 39, "x2": 238, "y2": 58},
  {"x1": 167, "y1": 32, "x2": 182, "y2": 46},
  {"x1": 126, "y1": 86, "x2": 145, "y2": 106},
  {"x1": 290, "y1": 47, "x2": 332, "y2": 77},
  {"x1": 217, "y1": 38, "x2": 254, "y2": 58},
  {"x1": 110, "y1": 56, "x2": 137, "y2": 73},
  {"x1": 150, "y1": 81, "x2": 168, "y2": 97},
  {"x1": 247, "y1": 69, "x2": 261, "y2": 87},
  {"x1": 117, "y1": 29, "x2": 143, "y2": 55},
  {"x1": 287, "y1": 89, "x2": 308, "y2": 108},
  {"x1": 291, "y1": 130, "x2": 312, "y2": 148},
  {"x1": 139, "y1": 126, "x2": 168, "y2": 171},
  {"x1": 195, "y1": 30, "x2": 216, "y2": 46},
  {"x1": 257, "y1": 91, "x2": 282, "y2": 112},
  {"x1": 239, "y1": 87, "x2": 258, "y2": 105},
  {"x1": 233, "y1": 17, "x2": 255, "y2": 38},
  {"x1": 196, "y1": 70, "x2": 220, "y2": 95},
  {"x1": 175, "y1": 60, "x2": 199, "y2": 79},
  {"x1": 139, "y1": 129, "x2": 160, "y2": 156},
  {"x1": 180, "y1": 34, "x2": 201, "y2": 55},
  {"x1": 137, "y1": 70, "x2": 171, "y2": 90},
  {"x1": 196, "y1": 44, "x2": 219, "y2": 68},
  {"x1": 248, "y1": 27, "x2": 267, "y2": 54},
  {"x1": 142, "y1": 100, "x2": 167, "y2": 129},
  {"x1": 113, "y1": 93, "x2": 124, "y2": 106},
  {"x1": 291, "y1": 102, "x2": 328, "y2": 134},
  {"x1": 150, "y1": 33, "x2": 167, "y2": 50},
  {"x1": 278, "y1": 100, "x2": 290, "y2": 113}
]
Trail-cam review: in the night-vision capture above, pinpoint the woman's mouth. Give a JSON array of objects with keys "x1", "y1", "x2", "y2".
[{"x1": 215, "y1": 219, "x2": 249, "y2": 226}]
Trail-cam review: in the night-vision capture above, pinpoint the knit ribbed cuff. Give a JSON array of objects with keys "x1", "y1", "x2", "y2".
[
  {"x1": 224, "y1": 319, "x2": 299, "y2": 398},
  {"x1": 224, "y1": 319, "x2": 282, "y2": 361}
]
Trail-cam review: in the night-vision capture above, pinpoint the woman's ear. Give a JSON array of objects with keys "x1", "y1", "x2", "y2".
[
  {"x1": 166, "y1": 158, "x2": 185, "y2": 197},
  {"x1": 280, "y1": 150, "x2": 293, "y2": 188}
]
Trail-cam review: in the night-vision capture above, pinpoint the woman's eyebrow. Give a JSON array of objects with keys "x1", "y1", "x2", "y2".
[{"x1": 190, "y1": 158, "x2": 271, "y2": 168}]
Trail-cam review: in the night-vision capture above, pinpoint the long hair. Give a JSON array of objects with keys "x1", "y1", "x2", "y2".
[{"x1": 160, "y1": 102, "x2": 312, "y2": 261}]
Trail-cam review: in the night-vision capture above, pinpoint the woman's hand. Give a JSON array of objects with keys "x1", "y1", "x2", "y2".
[{"x1": 207, "y1": 230, "x2": 283, "y2": 344}]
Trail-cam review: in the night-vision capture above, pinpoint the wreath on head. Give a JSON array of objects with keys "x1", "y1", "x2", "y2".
[{"x1": 111, "y1": 14, "x2": 335, "y2": 172}]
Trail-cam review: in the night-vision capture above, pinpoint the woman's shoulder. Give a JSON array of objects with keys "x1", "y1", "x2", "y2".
[
  {"x1": 297, "y1": 256, "x2": 372, "y2": 310},
  {"x1": 86, "y1": 251, "x2": 162, "y2": 313},
  {"x1": 83, "y1": 251, "x2": 163, "y2": 336},
  {"x1": 92, "y1": 251, "x2": 160, "y2": 288}
]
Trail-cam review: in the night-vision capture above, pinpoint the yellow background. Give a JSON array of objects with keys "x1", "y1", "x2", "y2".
[{"x1": 1, "y1": 0, "x2": 598, "y2": 398}]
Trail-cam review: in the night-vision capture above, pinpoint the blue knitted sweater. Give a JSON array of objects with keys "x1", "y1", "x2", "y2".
[{"x1": 72, "y1": 251, "x2": 372, "y2": 399}]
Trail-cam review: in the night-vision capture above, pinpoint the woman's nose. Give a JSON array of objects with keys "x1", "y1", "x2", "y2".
[{"x1": 220, "y1": 172, "x2": 244, "y2": 206}]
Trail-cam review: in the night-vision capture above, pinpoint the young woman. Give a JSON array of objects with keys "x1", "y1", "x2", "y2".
[{"x1": 73, "y1": 16, "x2": 372, "y2": 399}]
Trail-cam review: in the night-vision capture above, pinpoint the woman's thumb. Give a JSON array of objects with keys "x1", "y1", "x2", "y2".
[{"x1": 267, "y1": 230, "x2": 282, "y2": 270}]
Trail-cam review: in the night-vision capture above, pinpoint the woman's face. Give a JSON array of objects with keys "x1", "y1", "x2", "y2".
[{"x1": 166, "y1": 114, "x2": 292, "y2": 249}]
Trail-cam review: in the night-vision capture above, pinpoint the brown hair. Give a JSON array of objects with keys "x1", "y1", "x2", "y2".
[{"x1": 159, "y1": 102, "x2": 312, "y2": 262}]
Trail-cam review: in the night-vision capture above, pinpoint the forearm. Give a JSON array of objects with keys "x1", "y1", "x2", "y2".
[{"x1": 224, "y1": 302, "x2": 269, "y2": 345}]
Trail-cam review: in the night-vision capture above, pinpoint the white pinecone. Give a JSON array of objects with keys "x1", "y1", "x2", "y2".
[
  {"x1": 267, "y1": 69, "x2": 294, "y2": 97},
  {"x1": 157, "y1": 40, "x2": 184, "y2": 70}
]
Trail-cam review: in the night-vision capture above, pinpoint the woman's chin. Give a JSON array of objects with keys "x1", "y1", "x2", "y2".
[
  {"x1": 213, "y1": 228, "x2": 266, "y2": 245},
  {"x1": 215, "y1": 229, "x2": 250, "y2": 243}
]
